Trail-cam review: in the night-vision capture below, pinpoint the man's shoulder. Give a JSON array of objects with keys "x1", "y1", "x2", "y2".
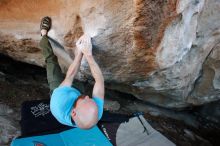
[
  {"x1": 93, "y1": 96, "x2": 104, "y2": 102},
  {"x1": 51, "y1": 86, "x2": 81, "y2": 107},
  {"x1": 50, "y1": 86, "x2": 80, "y2": 127},
  {"x1": 92, "y1": 96, "x2": 104, "y2": 120}
]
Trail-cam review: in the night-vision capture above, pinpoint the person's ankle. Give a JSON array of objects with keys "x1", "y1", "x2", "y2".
[{"x1": 41, "y1": 29, "x2": 48, "y2": 36}]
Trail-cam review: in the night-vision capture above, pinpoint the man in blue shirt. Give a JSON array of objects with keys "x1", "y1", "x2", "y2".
[{"x1": 39, "y1": 17, "x2": 104, "y2": 129}]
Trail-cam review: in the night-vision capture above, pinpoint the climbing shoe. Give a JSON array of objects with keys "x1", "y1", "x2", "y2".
[{"x1": 40, "y1": 16, "x2": 52, "y2": 32}]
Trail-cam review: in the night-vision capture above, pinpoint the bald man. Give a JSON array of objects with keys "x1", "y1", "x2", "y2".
[{"x1": 39, "y1": 17, "x2": 104, "y2": 129}]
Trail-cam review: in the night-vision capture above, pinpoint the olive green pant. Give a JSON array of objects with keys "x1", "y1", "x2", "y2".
[{"x1": 39, "y1": 36, "x2": 64, "y2": 92}]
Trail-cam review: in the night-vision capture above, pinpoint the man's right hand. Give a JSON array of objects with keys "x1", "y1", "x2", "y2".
[{"x1": 76, "y1": 34, "x2": 92, "y2": 56}]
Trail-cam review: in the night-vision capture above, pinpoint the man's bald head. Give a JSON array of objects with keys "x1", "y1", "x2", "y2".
[{"x1": 71, "y1": 95, "x2": 98, "y2": 129}]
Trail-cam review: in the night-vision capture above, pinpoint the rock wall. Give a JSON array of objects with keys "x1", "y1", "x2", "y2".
[{"x1": 0, "y1": 0, "x2": 220, "y2": 108}]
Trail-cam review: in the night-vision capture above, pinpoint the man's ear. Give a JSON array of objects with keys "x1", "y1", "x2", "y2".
[{"x1": 71, "y1": 108, "x2": 76, "y2": 117}]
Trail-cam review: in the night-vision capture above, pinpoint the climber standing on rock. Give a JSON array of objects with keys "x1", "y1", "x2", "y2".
[{"x1": 39, "y1": 16, "x2": 105, "y2": 129}]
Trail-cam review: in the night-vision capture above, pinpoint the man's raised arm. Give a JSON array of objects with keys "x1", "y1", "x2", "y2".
[
  {"x1": 77, "y1": 35, "x2": 104, "y2": 99},
  {"x1": 60, "y1": 39, "x2": 83, "y2": 87},
  {"x1": 86, "y1": 55, "x2": 104, "y2": 99}
]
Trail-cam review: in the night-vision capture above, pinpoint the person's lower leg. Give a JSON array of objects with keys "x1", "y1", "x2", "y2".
[{"x1": 39, "y1": 30, "x2": 64, "y2": 92}]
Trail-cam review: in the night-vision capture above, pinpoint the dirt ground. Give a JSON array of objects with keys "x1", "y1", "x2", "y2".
[{"x1": 0, "y1": 54, "x2": 219, "y2": 146}]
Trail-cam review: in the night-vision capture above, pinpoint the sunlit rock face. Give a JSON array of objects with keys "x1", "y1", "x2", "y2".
[{"x1": 0, "y1": 0, "x2": 220, "y2": 108}]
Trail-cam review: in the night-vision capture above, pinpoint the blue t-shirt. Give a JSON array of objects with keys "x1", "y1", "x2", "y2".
[{"x1": 50, "y1": 86, "x2": 104, "y2": 127}]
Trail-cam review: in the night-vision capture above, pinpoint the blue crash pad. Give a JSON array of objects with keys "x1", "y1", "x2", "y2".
[{"x1": 11, "y1": 126, "x2": 112, "y2": 146}]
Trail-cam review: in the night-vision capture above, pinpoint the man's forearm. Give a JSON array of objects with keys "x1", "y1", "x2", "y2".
[
  {"x1": 66, "y1": 54, "x2": 83, "y2": 80},
  {"x1": 85, "y1": 55, "x2": 104, "y2": 83},
  {"x1": 61, "y1": 54, "x2": 83, "y2": 86}
]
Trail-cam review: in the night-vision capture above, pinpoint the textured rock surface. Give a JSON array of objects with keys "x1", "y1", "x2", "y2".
[
  {"x1": 0, "y1": 104, "x2": 20, "y2": 145},
  {"x1": 0, "y1": 0, "x2": 220, "y2": 108}
]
